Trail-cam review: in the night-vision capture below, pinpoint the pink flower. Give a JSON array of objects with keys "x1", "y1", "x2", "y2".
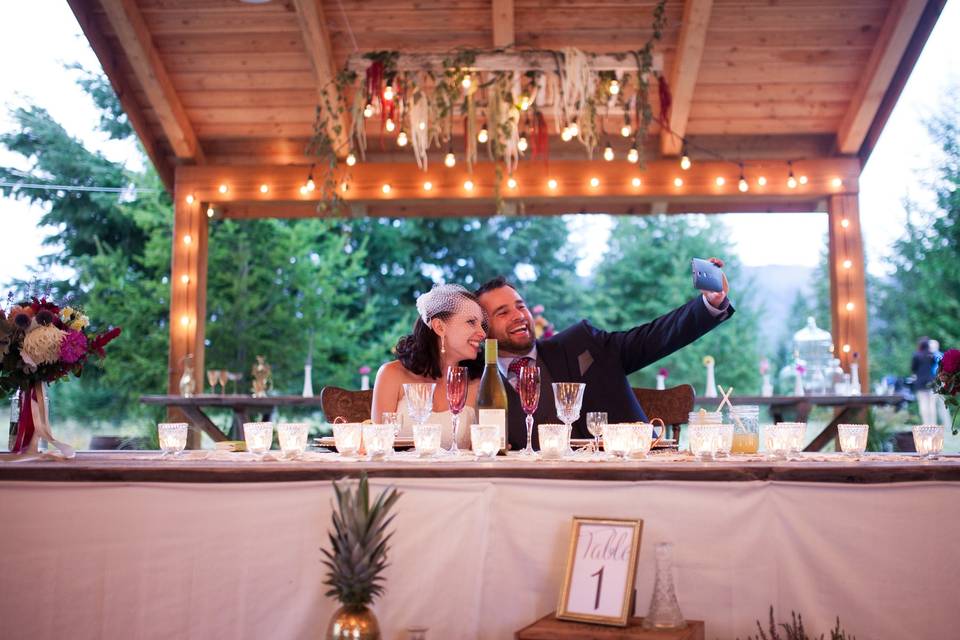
[
  {"x1": 60, "y1": 330, "x2": 88, "y2": 364},
  {"x1": 532, "y1": 304, "x2": 545, "y2": 315},
  {"x1": 658, "y1": 367, "x2": 669, "y2": 377},
  {"x1": 358, "y1": 365, "x2": 371, "y2": 375},
  {"x1": 942, "y1": 349, "x2": 960, "y2": 374}
]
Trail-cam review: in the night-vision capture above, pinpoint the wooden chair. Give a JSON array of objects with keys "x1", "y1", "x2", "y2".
[
  {"x1": 632, "y1": 384, "x2": 695, "y2": 441},
  {"x1": 320, "y1": 386, "x2": 373, "y2": 423}
]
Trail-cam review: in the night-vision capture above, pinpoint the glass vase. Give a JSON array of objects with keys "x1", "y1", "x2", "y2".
[{"x1": 642, "y1": 542, "x2": 686, "y2": 630}]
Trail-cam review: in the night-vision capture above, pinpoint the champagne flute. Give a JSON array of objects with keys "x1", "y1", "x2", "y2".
[
  {"x1": 517, "y1": 365, "x2": 541, "y2": 457},
  {"x1": 207, "y1": 369, "x2": 220, "y2": 394},
  {"x1": 218, "y1": 370, "x2": 230, "y2": 395},
  {"x1": 445, "y1": 366, "x2": 468, "y2": 455},
  {"x1": 586, "y1": 411, "x2": 607, "y2": 457},
  {"x1": 553, "y1": 382, "x2": 585, "y2": 453}
]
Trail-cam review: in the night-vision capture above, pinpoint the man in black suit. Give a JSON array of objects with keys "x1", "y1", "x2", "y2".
[{"x1": 475, "y1": 259, "x2": 733, "y2": 450}]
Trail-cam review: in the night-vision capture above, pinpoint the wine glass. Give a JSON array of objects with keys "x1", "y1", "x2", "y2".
[
  {"x1": 445, "y1": 366, "x2": 468, "y2": 455},
  {"x1": 207, "y1": 369, "x2": 220, "y2": 394},
  {"x1": 403, "y1": 382, "x2": 436, "y2": 431},
  {"x1": 218, "y1": 370, "x2": 230, "y2": 395},
  {"x1": 517, "y1": 365, "x2": 541, "y2": 456},
  {"x1": 553, "y1": 382, "x2": 585, "y2": 451},
  {"x1": 586, "y1": 411, "x2": 607, "y2": 457}
]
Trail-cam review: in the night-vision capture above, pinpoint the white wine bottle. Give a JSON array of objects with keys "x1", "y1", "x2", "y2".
[{"x1": 476, "y1": 338, "x2": 508, "y2": 451}]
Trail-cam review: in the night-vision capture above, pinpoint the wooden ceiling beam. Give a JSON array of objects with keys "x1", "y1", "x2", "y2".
[
  {"x1": 66, "y1": 0, "x2": 174, "y2": 191},
  {"x1": 492, "y1": 0, "x2": 515, "y2": 48},
  {"x1": 836, "y1": 0, "x2": 927, "y2": 155},
  {"x1": 99, "y1": 0, "x2": 204, "y2": 164},
  {"x1": 345, "y1": 52, "x2": 663, "y2": 74},
  {"x1": 291, "y1": 0, "x2": 350, "y2": 155},
  {"x1": 661, "y1": 0, "x2": 713, "y2": 156}
]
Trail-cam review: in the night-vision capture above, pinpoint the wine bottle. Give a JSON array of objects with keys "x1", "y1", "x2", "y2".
[{"x1": 476, "y1": 338, "x2": 509, "y2": 452}]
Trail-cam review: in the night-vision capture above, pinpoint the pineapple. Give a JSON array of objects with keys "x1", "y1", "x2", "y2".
[{"x1": 322, "y1": 472, "x2": 401, "y2": 611}]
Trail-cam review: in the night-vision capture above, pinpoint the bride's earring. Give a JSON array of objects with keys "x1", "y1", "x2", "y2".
[{"x1": 440, "y1": 335, "x2": 446, "y2": 354}]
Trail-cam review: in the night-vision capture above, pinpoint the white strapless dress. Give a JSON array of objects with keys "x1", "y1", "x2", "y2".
[{"x1": 396, "y1": 403, "x2": 475, "y2": 450}]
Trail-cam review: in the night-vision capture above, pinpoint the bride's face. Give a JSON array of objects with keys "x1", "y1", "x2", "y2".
[{"x1": 439, "y1": 300, "x2": 486, "y2": 362}]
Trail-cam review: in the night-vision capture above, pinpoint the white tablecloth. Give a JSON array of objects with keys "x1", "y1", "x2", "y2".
[{"x1": 1, "y1": 478, "x2": 958, "y2": 639}]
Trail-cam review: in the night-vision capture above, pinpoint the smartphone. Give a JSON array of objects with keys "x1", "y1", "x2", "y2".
[{"x1": 691, "y1": 258, "x2": 724, "y2": 293}]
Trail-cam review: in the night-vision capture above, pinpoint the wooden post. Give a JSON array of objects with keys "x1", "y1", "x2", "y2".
[
  {"x1": 168, "y1": 179, "x2": 209, "y2": 448},
  {"x1": 827, "y1": 193, "x2": 869, "y2": 391}
]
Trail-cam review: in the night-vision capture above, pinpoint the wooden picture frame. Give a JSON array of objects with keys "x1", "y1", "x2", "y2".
[{"x1": 556, "y1": 516, "x2": 643, "y2": 627}]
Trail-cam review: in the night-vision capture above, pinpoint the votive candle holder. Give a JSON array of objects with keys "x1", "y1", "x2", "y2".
[
  {"x1": 912, "y1": 424, "x2": 944, "y2": 459},
  {"x1": 158, "y1": 422, "x2": 188, "y2": 455},
  {"x1": 332, "y1": 423, "x2": 362, "y2": 457},
  {"x1": 277, "y1": 422, "x2": 310, "y2": 456},
  {"x1": 603, "y1": 423, "x2": 636, "y2": 458},
  {"x1": 688, "y1": 423, "x2": 719, "y2": 460},
  {"x1": 243, "y1": 422, "x2": 274, "y2": 455},
  {"x1": 413, "y1": 423, "x2": 442, "y2": 457},
  {"x1": 362, "y1": 423, "x2": 396, "y2": 460},
  {"x1": 538, "y1": 423, "x2": 570, "y2": 460},
  {"x1": 837, "y1": 423, "x2": 869, "y2": 456},
  {"x1": 471, "y1": 424, "x2": 500, "y2": 459}
]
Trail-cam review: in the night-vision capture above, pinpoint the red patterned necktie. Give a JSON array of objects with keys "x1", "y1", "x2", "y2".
[{"x1": 508, "y1": 356, "x2": 534, "y2": 381}]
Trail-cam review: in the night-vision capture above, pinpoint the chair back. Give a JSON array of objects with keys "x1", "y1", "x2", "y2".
[
  {"x1": 632, "y1": 384, "x2": 695, "y2": 440},
  {"x1": 320, "y1": 386, "x2": 373, "y2": 423}
]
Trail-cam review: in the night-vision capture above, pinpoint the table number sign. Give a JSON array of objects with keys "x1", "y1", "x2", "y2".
[{"x1": 556, "y1": 517, "x2": 643, "y2": 626}]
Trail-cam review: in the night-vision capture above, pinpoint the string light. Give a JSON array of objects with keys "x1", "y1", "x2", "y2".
[
  {"x1": 590, "y1": 177, "x2": 600, "y2": 187},
  {"x1": 461, "y1": 74, "x2": 472, "y2": 89},
  {"x1": 518, "y1": 135, "x2": 529, "y2": 153},
  {"x1": 477, "y1": 126, "x2": 489, "y2": 144},
  {"x1": 845, "y1": 302, "x2": 855, "y2": 311},
  {"x1": 218, "y1": 184, "x2": 228, "y2": 194},
  {"x1": 306, "y1": 177, "x2": 316, "y2": 191},
  {"x1": 259, "y1": 184, "x2": 269, "y2": 194},
  {"x1": 841, "y1": 218, "x2": 850, "y2": 228},
  {"x1": 363, "y1": 103, "x2": 374, "y2": 118},
  {"x1": 799, "y1": 175, "x2": 808, "y2": 185},
  {"x1": 738, "y1": 165, "x2": 749, "y2": 193},
  {"x1": 519, "y1": 95, "x2": 531, "y2": 111},
  {"x1": 180, "y1": 274, "x2": 190, "y2": 284},
  {"x1": 185, "y1": 194, "x2": 195, "y2": 204},
  {"x1": 631, "y1": 177, "x2": 642, "y2": 188},
  {"x1": 787, "y1": 162, "x2": 798, "y2": 189},
  {"x1": 423, "y1": 181, "x2": 433, "y2": 191},
  {"x1": 568, "y1": 121, "x2": 579, "y2": 137},
  {"x1": 464, "y1": 179, "x2": 475, "y2": 192},
  {"x1": 183, "y1": 234, "x2": 192, "y2": 245},
  {"x1": 627, "y1": 144, "x2": 639, "y2": 164},
  {"x1": 673, "y1": 177, "x2": 683, "y2": 187},
  {"x1": 680, "y1": 141, "x2": 691, "y2": 170},
  {"x1": 381, "y1": 184, "x2": 391, "y2": 194},
  {"x1": 299, "y1": 185, "x2": 308, "y2": 195},
  {"x1": 842, "y1": 259, "x2": 852, "y2": 269},
  {"x1": 346, "y1": 152, "x2": 357, "y2": 166},
  {"x1": 206, "y1": 207, "x2": 214, "y2": 218},
  {"x1": 341, "y1": 181, "x2": 349, "y2": 193},
  {"x1": 547, "y1": 178, "x2": 558, "y2": 190},
  {"x1": 418, "y1": 120, "x2": 426, "y2": 131},
  {"x1": 397, "y1": 130, "x2": 408, "y2": 147},
  {"x1": 609, "y1": 79, "x2": 620, "y2": 95},
  {"x1": 842, "y1": 344, "x2": 851, "y2": 353},
  {"x1": 507, "y1": 177, "x2": 518, "y2": 190},
  {"x1": 757, "y1": 176, "x2": 767, "y2": 186},
  {"x1": 620, "y1": 124, "x2": 632, "y2": 137},
  {"x1": 383, "y1": 84, "x2": 395, "y2": 101},
  {"x1": 180, "y1": 315, "x2": 190, "y2": 327},
  {"x1": 832, "y1": 177, "x2": 843, "y2": 188},
  {"x1": 385, "y1": 118, "x2": 396, "y2": 132},
  {"x1": 603, "y1": 143, "x2": 614, "y2": 162},
  {"x1": 444, "y1": 149, "x2": 456, "y2": 168},
  {"x1": 560, "y1": 126, "x2": 573, "y2": 142}
]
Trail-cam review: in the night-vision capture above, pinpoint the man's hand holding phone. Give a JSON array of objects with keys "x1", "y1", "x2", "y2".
[{"x1": 692, "y1": 257, "x2": 729, "y2": 308}]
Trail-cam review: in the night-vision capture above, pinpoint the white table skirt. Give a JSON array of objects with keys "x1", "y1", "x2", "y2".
[{"x1": 1, "y1": 478, "x2": 958, "y2": 639}]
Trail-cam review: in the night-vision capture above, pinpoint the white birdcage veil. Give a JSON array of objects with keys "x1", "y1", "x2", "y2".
[{"x1": 415, "y1": 284, "x2": 473, "y2": 326}]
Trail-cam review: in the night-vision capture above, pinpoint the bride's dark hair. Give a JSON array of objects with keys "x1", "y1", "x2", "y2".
[{"x1": 395, "y1": 313, "x2": 484, "y2": 380}]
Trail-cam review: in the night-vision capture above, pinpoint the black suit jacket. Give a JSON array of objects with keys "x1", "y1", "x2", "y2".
[{"x1": 503, "y1": 296, "x2": 734, "y2": 450}]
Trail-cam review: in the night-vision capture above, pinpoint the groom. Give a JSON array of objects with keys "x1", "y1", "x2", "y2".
[{"x1": 475, "y1": 259, "x2": 734, "y2": 450}]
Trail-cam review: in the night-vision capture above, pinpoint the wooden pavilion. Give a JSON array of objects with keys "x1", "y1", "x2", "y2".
[{"x1": 68, "y1": 0, "x2": 946, "y2": 400}]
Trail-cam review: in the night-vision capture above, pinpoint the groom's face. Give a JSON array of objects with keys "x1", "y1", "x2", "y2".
[{"x1": 477, "y1": 285, "x2": 536, "y2": 354}]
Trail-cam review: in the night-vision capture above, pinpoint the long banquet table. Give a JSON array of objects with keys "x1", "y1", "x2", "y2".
[{"x1": 2, "y1": 452, "x2": 959, "y2": 640}]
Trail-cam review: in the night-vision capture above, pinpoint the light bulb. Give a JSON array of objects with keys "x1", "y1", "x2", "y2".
[
  {"x1": 547, "y1": 178, "x2": 558, "y2": 190},
  {"x1": 674, "y1": 177, "x2": 683, "y2": 187},
  {"x1": 631, "y1": 177, "x2": 641, "y2": 187},
  {"x1": 461, "y1": 75, "x2": 472, "y2": 89},
  {"x1": 799, "y1": 175, "x2": 808, "y2": 185},
  {"x1": 180, "y1": 315, "x2": 190, "y2": 327},
  {"x1": 832, "y1": 177, "x2": 843, "y2": 188},
  {"x1": 381, "y1": 183, "x2": 391, "y2": 194},
  {"x1": 560, "y1": 127, "x2": 573, "y2": 142},
  {"x1": 180, "y1": 274, "x2": 190, "y2": 284},
  {"x1": 259, "y1": 184, "x2": 269, "y2": 193},
  {"x1": 306, "y1": 178, "x2": 316, "y2": 191},
  {"x1": 423, "y1": 181, "x2": 433, "y2": 191},
  {"x1": 609, "y1": 79, "x2": 620, "y2": 96},
  {"x1": 418, "y1": 120, "x2": 426, "y2": 131},
  {"x1": 385, "y1": 118, "x2": 396, "y2": 132},
  {"x1": 346, "y1": 152, "x2": 357, "y2": 166},
  {"x1": 568, "y1": 121, "x2": 579, "y2": 137},
  {"x1": 340, "y1": 181, "x2": 349, "y2": 193},
  {"x1": 444, "y1": 152, "x2": 456, "y2": 168},
  {"x1": 464, "y1": 179, "x2": 474, "y2": 191},
  {"x1": 206, "y1": 207, "x2": 214, "y2": 218},
  {"x1": 842, "y1": 344, "x2": 851, "y2": 353},
  {"x1": 627, "y1": 147, "x2": 639, "y2": 163},
  {"x1": 507, "y1": 177, "x2": 517, "y2": 190},
  {"x1": 518, "y1": 136, "x2": 529, "y2": 152},
  {"x1": 680, "y1": 155, "x2": 691, "y2": 170},
  {"x1": 590, "y1": 177, "x2": 600, "y2": 187},
  {"x1": 218, "y1": 184, "x2": 228, "y2": 194},
  {"x1": 397, "y1": 131, "x2": 408, "y2": 147},
  {"x1": 787, "y1": 175, "x2": 798, "y2": 189},
  {"x1": 845, "y1": 301, "x2": 855, "y2": 311},
  {"x1": 841, "y1": 218, "x2": 850, "y2": 228},
  {"x1": 603, "y1": 145, "x2": 614, "y2": 161},
  {"x1": 363, "y1": 103, "x2": 374, "y2": 118},
  {"x1": 477, "y1": 128, "x2": 489, "y2": 144},
  {"x1": 185, "y1": 194, "x2": 195, "y2": 204},
  {"x1": 620, "y1": 124, "x2": 632, "y2": 137},
  {"x1": 716, "y1": 177, "x2": 726, "y2": 186},
  {"x1": 842, "y1": 259, "x2": 852, "y2": 269},
  {"x1": 738, "y1": 177, "x2": 749, "y2": 192},
  {"x1": 519, "y1": 95, "x2": 531, "y2": 111},
  {"x1": 757, "y1": 176, "x2": 767, "y2": 186},
  {"x1": 299, "y1": 185, "x2": 308, "y2": 195},
  {"x1": 183, "y1": 234, "x2": 192, "y2": 245},
  {"x1": 383, "y1": 85, "x2": 394, "y2": 101}
]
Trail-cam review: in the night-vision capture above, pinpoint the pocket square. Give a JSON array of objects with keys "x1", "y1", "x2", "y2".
[{"x1": 577, "y1": 350, "x2": 594, "y2": 376}]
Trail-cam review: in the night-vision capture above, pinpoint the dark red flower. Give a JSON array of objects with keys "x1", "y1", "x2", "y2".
[
  {"x1": 35, "y1": 309, "x2": 55, "y2": 326},
  {"x1": 942, "y1": 349, "x2": 960, "y2": 375}
]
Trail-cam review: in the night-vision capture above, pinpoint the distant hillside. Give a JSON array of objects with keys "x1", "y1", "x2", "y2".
[{"x1": 741, "y1": 265, "x2": 814, "y2": 353}]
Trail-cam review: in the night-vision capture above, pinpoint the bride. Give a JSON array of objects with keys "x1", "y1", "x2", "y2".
[{"x1": 371, "y1": 284, "x2": 486, "y2": 449}]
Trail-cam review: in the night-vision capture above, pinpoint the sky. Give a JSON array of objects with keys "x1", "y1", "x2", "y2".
[{"x1": 1, "y1": 0, "x2": 958, "y2": 285}]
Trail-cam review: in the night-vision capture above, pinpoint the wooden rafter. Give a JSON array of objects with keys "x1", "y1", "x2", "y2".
[
  {"x1": 99, "y1": 0, "x2": 204, "y2": 164},
  {"x1": 492, "y1": 0, "x2": 515, "y2": 48},
  {"x1": 836, "y1": 0, "x2": 927, "y2": 155},
  {"x1": 661, "y1": 0, "x2": 713, "y2": 156},
  {"x1": 345, "y1": 52, "x2": 664, "y2": 73},
  {"x1": 291, "y1": 0, "x2": 350, "y2": 155}
]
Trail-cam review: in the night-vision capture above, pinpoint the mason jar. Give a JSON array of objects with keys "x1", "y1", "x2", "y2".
[{"x1": 728, "y1": 405, "x2": 760, "y2": 454}]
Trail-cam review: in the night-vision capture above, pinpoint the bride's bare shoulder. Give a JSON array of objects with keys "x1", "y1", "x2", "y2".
[{"x1": 376, "y1": 360, "x2": 414, "y2": 383}]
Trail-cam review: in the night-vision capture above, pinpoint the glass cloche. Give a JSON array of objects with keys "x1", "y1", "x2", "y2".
[{"x1": 793, "y1": 317, "x2": 833, "y2": 394}]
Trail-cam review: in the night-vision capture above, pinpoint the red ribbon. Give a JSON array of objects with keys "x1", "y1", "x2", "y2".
[{"x1": 11, "y1": 386, "x2": 35, "y2": 454}]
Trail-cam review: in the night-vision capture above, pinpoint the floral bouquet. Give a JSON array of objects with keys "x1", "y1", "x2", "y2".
[
  {"x1": 933, "y1": 348, "x2": 960, "y2": 435},
  {"x1": 531, "y1": 305, "x2": 555, "y2": 340},
  {"x1": 0, "y1": 297, "x2": 121, "y2": 456}
]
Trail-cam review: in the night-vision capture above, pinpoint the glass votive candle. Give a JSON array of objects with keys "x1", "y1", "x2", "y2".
[
  {"x1": 627, "y1": 423, "x2": 659, "y2": 459},
  {"x1": 243, "y1": 422, "x2": 274, "y2": 455},
  {"x1": 538, "y1": 423, "x2": 570, "y2": 460},
  {"x1": 413, "y1": 423, "x2": 442, "y2": 458},
  {"x1": 837, "y1": 423, "x2": 869, "y2": 456},
  {"x1": 158, "y1": 422, "x2": 188, "y2": 455},
  {"x1": 781, "y1": 422, "x2": 807, "y2": 456},
  {"x1": 688, "y1": 423, "x2": 719, "y2": 460},
  {"x1": 362, "y1": 423, "x2": 396, "y2": 460},
  {"x1": 332, "y1": 423, "x2": 362, "y2": 457},
  {"x1": 912, "y1": 424, "x2": 944, "y2": 459},
  {"x1": 471, "y1": 424, "x2": 500, "y2": 459},
  {"x1": 277, "y1": 422, "x2": 309, "y2": 456},
  {"x1": 765, "y1": 423, "x2": 804, "y2": 459},
  {"x1": 603, "y1": 423, "x2": 635, "y2": 458},
  {"x1": 715, "y1": 423, "x2": 735, "y2": 457}
]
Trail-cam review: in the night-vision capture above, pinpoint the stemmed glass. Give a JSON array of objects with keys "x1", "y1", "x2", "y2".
[
  {"x1": 218, "y1": 370, "x2": 230, "y2": 395},
  {"x1": 586, "y1": 412, "x2": 607, "y2": 457},
  {"x1": 553, "y1": 382, "x2": 586, "y2": 451},
  {"x1": 445, "y1": 366, "x2": 468, "y2": 455},
  {"x1": 518, "y1": 365, "x2": 541, "y2": 457},
  {"x1": 207, "y1": 369, "x2": 220, "y2": 394},
  {"x1": 403, "y1": 382, "x2": 436, "y2": 434}
]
